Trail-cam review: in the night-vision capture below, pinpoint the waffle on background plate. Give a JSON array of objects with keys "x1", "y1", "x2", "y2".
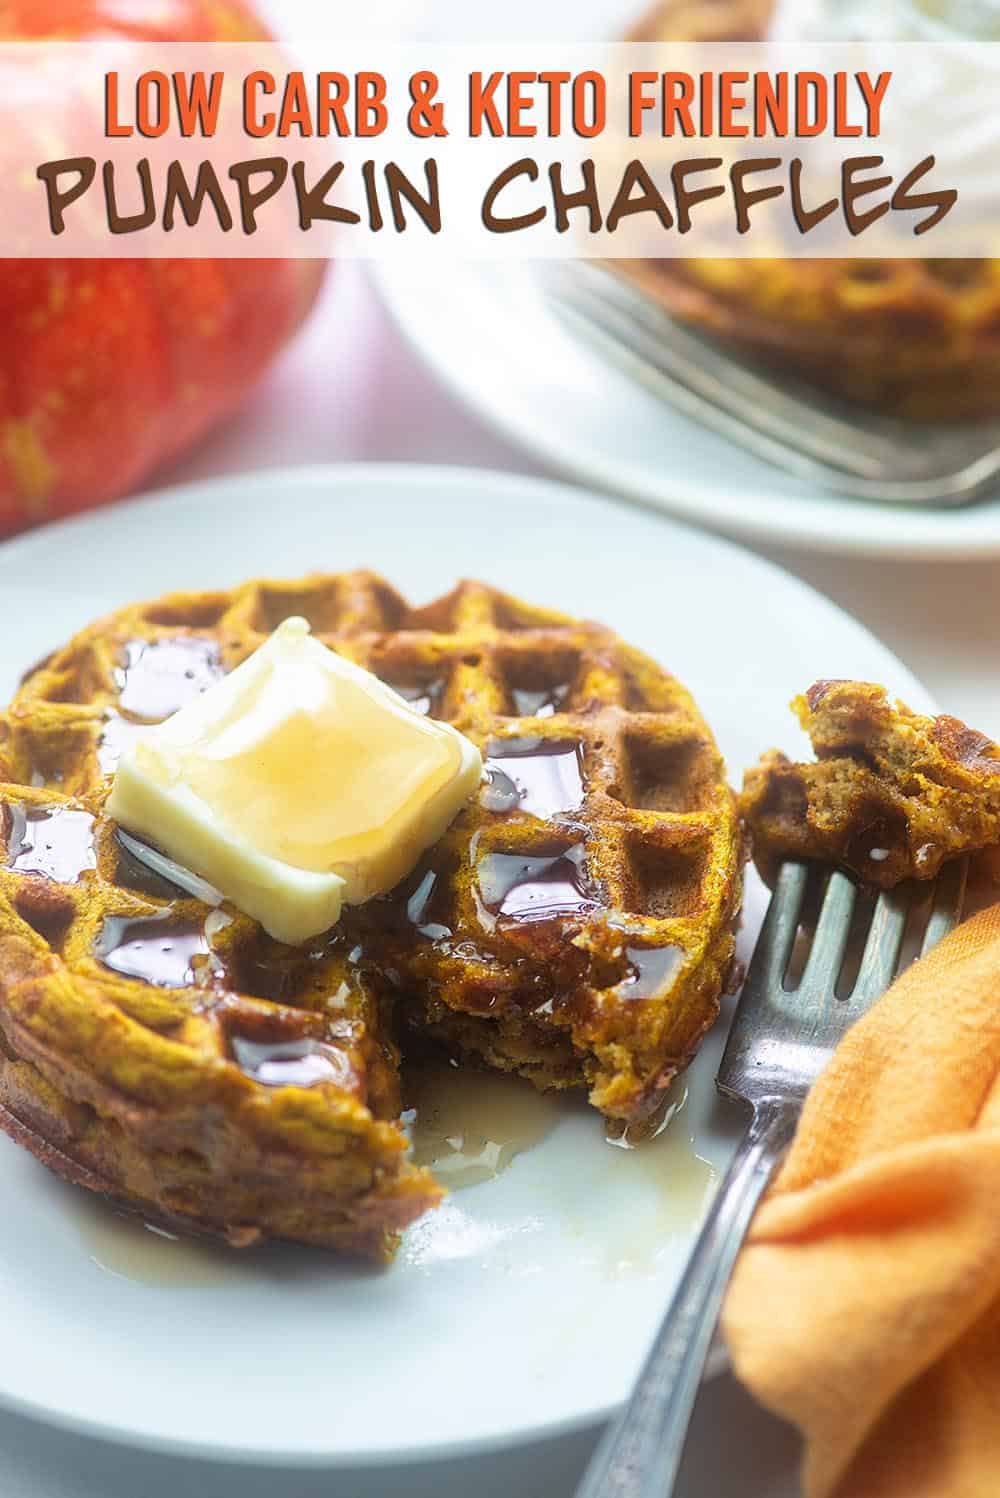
[
  {"x1": 0, "y1": 572, "x2": 744, "y2": 1259},
  {"x1": 624, "y1": 0, "x2": 1000, "y2": 421}
]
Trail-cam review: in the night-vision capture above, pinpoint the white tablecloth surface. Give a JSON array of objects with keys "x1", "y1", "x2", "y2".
[{"x1": 5, "y1": 258, "x2": 997, "y2": 1498}]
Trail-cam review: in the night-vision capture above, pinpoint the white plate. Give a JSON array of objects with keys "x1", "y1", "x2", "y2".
[
  {"x1": 0, "y1": 464, "x2": 934, "y2": 1466},
  {"x1": 374, "y1": 260, "x2": 1000, "y2": 562}
]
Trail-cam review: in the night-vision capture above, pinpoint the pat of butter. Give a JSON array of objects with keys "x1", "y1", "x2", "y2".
[{"x1": 107, "y1": 618, "x2": 483, "y2": 945}]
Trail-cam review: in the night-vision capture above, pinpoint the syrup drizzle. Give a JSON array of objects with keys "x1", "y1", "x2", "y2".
[
  {"x1": 114, "y1": 830, "x2": 190, "y2": 900},
  {"x1": 95, "y1": 913, "x2": 209, "y2": 988},
  {"x1": 619, "y1": 944, "x2": 684, "y2": 1000},
  {"x1": 383, "y1": 678, "x2": 446, "y2": 718},
  {"x1": 114, "y1": 830, "x2": 222, "y2": 907},
  {"x1": 484, "y1": 737, "x2": 585, "y2": 818},
  {"x1": 4, "y1": 804, "x2": 96, "y2": 883},
  {"x1": 846, "y1": 814, "x2": 908, "y2": 872},
  {"x1": 479, "y1": 766, "x2": 521, "y2": 816},
  {"x1": 115, "y1": 637, "x2": 224, "y2": 722},
  {"x1": 404, "y1": 867, "x2": 453, "y2": 941},
  {"x1": 233, "y1": 949, "x2": 305, "y2": 1003},
  {"x1": 512, "y1": 682, "x2": 571, "y2": 719},
  {"x1": 100, "y1": 638, "x2": 226, "y2": 775},
  {"x1": 97, "y1": 715, "x2": 147, "y2": 776},
  {"x1": 229, "y1": 1034, "x2": 354, "y2": 1090},
  {"x1": 477, "y1": 844, "x2": 597, "y2": 923}
]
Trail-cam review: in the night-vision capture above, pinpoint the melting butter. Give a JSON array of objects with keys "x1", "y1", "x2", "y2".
[{"x1": 108, "y1": 619, "x2": 483, "y2": 944}]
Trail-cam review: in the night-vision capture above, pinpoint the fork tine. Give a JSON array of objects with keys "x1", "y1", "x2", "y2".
[
  {"x1": 798, "y1": 871, "x2": 857, "y2": 994},
  {"x1": 742, "y1": 861, "x2": 810, "y2": 994},
  {"x1": 921, "y1": 857, "x2": 969, "y2": 956},
  {"x1": 577, "y1": 841, "x2": 963, "y2": 1498},
  {"x1": 844, "y1": 858, "x2": 968, "y2": 1004},
  {"x1": 850, "y1": 887, "x2": 909, "y2": 1003}
]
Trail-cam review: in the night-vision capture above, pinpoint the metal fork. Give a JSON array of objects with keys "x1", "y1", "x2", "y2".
[
  {"x1": 575, "y1": 857, "x2": 969, "y2": 1498},
  {"x1": 546, "y1": 262, "x2": 1000, "y2": 508}
]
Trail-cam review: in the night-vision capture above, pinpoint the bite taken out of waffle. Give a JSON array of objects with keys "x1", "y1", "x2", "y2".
[{"x1": 0, "y1": 572, "x2": 745, "y2": 1260}]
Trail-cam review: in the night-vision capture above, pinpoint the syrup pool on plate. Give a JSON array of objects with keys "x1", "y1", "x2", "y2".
[
  {"x1": 73, "y1": 1198, "x2": 243, "y2": 1289},
  {"x1": 574, "y1": 1089, "x2": 720, "y2": 1278},
  {"x1": 403, "y1": 1061, "x2": 561, "y2": 1188},
  {"x1": 404, "y1": 1066, "x2": 718, "y2": 1279}
]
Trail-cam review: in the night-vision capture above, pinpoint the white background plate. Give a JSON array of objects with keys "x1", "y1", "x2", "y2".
[
  {"x1": 375, "y1": 260, "x2": 1000, "y2": 562},
  {"x1": 0, "y1": 465, "x2": 934, "y2": 1465}
]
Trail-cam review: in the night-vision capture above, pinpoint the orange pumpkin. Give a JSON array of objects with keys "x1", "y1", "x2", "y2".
[{"x1": 0, "y1": 1, "x2": 327, "y2": 535}]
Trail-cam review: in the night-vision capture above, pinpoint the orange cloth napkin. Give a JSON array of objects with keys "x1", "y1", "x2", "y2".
[{"x1": 722, "y1": 904, "x2": 1000, "y2": 1498}]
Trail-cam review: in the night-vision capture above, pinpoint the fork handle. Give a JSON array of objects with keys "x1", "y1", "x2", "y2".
[{"x1": 574, "y1": 1096, "x2": 800, "y2": 1498}]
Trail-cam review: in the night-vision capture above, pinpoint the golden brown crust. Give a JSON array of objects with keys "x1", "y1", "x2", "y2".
[
  {"x1": 742, "y1": 680, "x2": 1000, "y2": 887},
  {"x1": 0, "y1": 919, "x2": 439, "y2": 1260},
  {"x1": 0, "y1": 570, "x2": 744, "y2": 1255}
]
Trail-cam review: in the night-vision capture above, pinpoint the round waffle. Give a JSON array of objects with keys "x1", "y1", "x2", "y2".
[
  {"x1": 624, "y1": 0, "x2": 1000, "y2": 421},
  {"x1": 0, "y1": 572, "x2": 743, "y2": 1257}
]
